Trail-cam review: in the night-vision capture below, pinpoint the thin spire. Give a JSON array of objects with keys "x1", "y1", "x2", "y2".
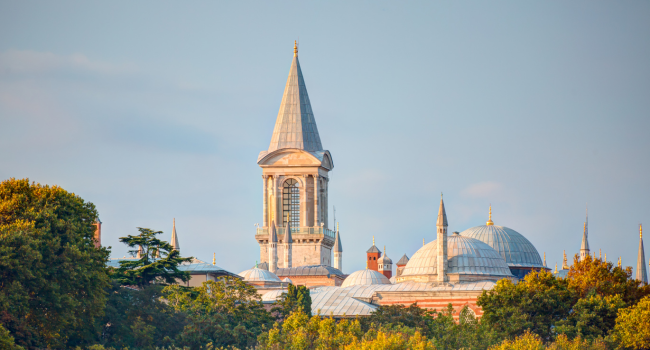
[
  {"x1": 486, "y1": 204, "x2": 494, "y2": 226},
  {"x1": 637, "y1": 224, "x2": 647, "y2": 284},
  {"x1": 333, "y1": 222, "x2": 343, "y2": 253},
  {"x1": 270, "y1": 220, "x2": 278, "y2": 243},
  {"x1": 285, "y1": 212, "x2": 292, "y2": 244},
  {"x1": 373, "y1": 236, "x2": 375, "y2": 246},
  {"x1": 599, "y1": 249, "x2": 602, "y2": 260},
  {"x1": 543, "y1": 252, "x2": 547, "y2": 267},
  {"x1": 437, "y1": 196, "x2": 448, "y2": 227},
  {"x1": 294, "y1": 40, "x2": 298, "y2": 57},
  {"x1": 267, "y1": 42, "x2": 323, "y2": 153},
  {"x1": 555, "y1": 263, "x2": 558, "y2": 274},
  {"x1": 423, "y1": 238, "x2": 425, "y2": 247},
  {"x1": 562, "y1": 250, "x2": 568, "y2": 270},
  {"x1": 171, "y1": 218, "x2": 180, "y2": 251},
  {"x1": 213, "y1": 252, "x2": 216, "y2": 266}
]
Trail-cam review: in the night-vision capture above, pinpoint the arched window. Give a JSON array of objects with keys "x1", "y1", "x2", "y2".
[{"x1": 283, "y1": 179, "x2": 300, "y2": 229}]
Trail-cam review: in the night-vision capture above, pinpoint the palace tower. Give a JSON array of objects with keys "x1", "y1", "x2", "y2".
[{"x1": 256, "y1": 42, "x2": 336, "y2": 268}]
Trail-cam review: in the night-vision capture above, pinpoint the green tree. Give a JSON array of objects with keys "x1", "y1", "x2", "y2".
[
  {"x1": 273, "y1": 284, "x2": 313, "y2": 319},
  {"x1": 567, "y1": 255, "x2": 650, "y2": 306},
  {"x1": 112, "y1": 227, "x2": 192, "y2": 288},
  {"x1": 610, "y1": 295, "x2": 650, "y2": 350},
  {"x1": 0, "y1": 178, "x2": 110, "y2": 349},
  {"x1": 0, "y1": 324, "x2": 24, "y2": 350},
  {"x1": 97, "y1": 282, "x2": 186, "y2": 349},
  {"x1": 164, "y1": 276, "x2": 274, "y2": 349},
  {"x1": 477, "y1": 270, "x2": 574, "y2": 342},
  {"x1": 359, "y1": 303, "x2": 434, "y2": 336},
  {"x1": 555, "y1": 293, "x2": 625, "y2": 341}
]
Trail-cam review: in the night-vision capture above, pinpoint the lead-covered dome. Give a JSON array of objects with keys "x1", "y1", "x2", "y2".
[
  {"x1": 400, "y1": 233, "x2": 512, "y2": 279},
  {"x1": 341, "y1": 269, "x2": 391, "y2": 288},
  {"x1": 459, "y1": 225, "x2": 544, "y2": 268},
  {"x1": 238, "y1": 267, "x2": 282, "y2": 282}
]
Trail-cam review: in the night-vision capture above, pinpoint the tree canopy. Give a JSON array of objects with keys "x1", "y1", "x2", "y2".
[{"x1": 0, "y1": 178, "x2": 111, "y2": 349}]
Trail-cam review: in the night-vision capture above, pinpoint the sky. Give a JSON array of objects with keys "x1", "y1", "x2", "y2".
[{"x1": 1, "y1": 1, "x2": 649, "y2": 275}]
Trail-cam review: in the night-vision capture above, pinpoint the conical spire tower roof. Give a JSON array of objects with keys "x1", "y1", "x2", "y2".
[
  {"x1": 333, "y1": 222, "x2": 343, "y2": 252},
  {"x1": 270, "y1": 221, "x2": 278, "y2": 243},
  {"x1": 637, "y1": 224, "x2": 647, "y2": 284},
  {"x1": 171, "y1": 218, "x2": 179, "y2": 251},
  {"x1": 267, "y1": 42, "x2": 323, "y2": 153},
  {"x1": 285, "y1": 213, "x2": 292, "y2": 243},
  {"x1": 581, "y1": 207, "x2": 590, "y2": 252},
  {"x1": 437, "y1": 195, "x2": 448, "y2": 227}
]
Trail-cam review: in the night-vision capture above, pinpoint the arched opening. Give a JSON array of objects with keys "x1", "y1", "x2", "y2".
[{"x1": 283, "y1": 179, "x2": 300, "y2": 228}]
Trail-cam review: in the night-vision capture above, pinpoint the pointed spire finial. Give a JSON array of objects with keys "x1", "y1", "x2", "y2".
[
  {"x1": 213, "y1": 252, "x2": 216, "y2": 265},
  {"x1": 486, "y1": 204, "x2": 494, "y2": 226},
  {"x1": 543, "y1": 252, "x2": 547, "y2": 267},
  {"x1": 384, "y1": 245, "x2": 386, "y2": 257},
  {"x1": 337, "y1": 222, "x2": 339, "y2": 232},
  {"x1": 618, "y1": 257, "x2": 622, "y2": 268},
  {"x1": 641, "y1": 224, "x2": 643, "y2": 239},
  {"x1": 423, "y1": 238, "x2": 425, "y2": 247},
  {"x1": 562, "y1": 250, "x2": 568, "y2": 270},
  {"x1": 605, "y1": 253, "x2": 607, "y2": 262},
  {"x1": 366, "y1": 260, "x2": 368, "y2": 269},
  {"x1": 555, "y1": 263, "x2": 558, "y2": 274},
  {"x1": 294, "y1": 40, "x2": 298, "y2": 57},
  {"x1": 599, "y1": 249, "x2": 602, "y2": 260},
  {"x1": 373, "y1": 236, "x2": 375, "y2": 246}
]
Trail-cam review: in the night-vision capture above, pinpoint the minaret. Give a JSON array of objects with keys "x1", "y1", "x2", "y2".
[
  {"x1": 636, "y1": 224, "x2": 647, "y2": 284},
  {"x1": 284, "y1": 213, "x2": 293, "y2": 269},
  {"x1": 269, "y1": 221, "x2": 278, "y2": 273},
  {"x1": 580, "y1": 207, "x2": 590, "y2": 261},
  {"x1": 333, "y1": 222, "x2": 343, "y2": 271},
  {"x1": 171, "y1": 218, "x2": 180, "y2": 252},
  {"x1": 437, "y1": 195, "x2": 449, "y2": 283},
  {"x1": 378, "y1": 245, "x2": 393, "y2": 279},
  {"x1": 562, "y1": 250, "x2": 569, "y2": 270}
]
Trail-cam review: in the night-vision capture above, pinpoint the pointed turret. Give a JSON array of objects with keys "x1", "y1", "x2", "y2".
[
  {"x1": 378, "y1": 245, "x2": 392, "y2": 279},
  {"x1": 171, "y1": 218, "x2": 180, "y2": 252},
  {"x1": 367, "y1": 236, "x2": 382, "y2": 271},
  {"x1": 636, "y1": 224, "x2": 647, "y2": 284},
  {"x1": 436, "y1": 194, "x2": 449, "y2": 283},
  {"x1": 580, "y1": 207, "x2": 590, "y2": 261},
  {"x1": 396, "y1": 254, "x2": 409, "y2": 277},
  {"x1": 267, "y1": 41, "x2": 323, "y2": 153},
  {"x1": 284, "y1": 213, "x2": 293, "y2": 269},
  {"x1": 333, "y1": 222, "x2": 343, "y2": 271},
  {"x1": 269, "y1": 221, "x2": 278, "y2": 273}
]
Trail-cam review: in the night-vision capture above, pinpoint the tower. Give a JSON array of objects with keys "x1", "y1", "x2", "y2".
[
  {"x1": 396, "y1": 254, "x2": 409, "y2": 277},
  {"x1": 171, "y1": 218, "x2": 180, "y2": 252},
  {"x1": 437, "y1": 195, "x2": 449, "y2": 283},
  {"x1": 378, "y1": 246, "x2": 392, "y2": 279},
  {"x1": 580, "y1": 207, "x2": 590, "y2": 261},
  {"x1": 93, "y1": 218, "x2": 102, "y2": 248},
  {"x1": 333, "y1": 222, "x2": 343, "y2": 272},
  {"x1": 284, "y1": 213, "x2": 293, "y2": 268},
  {"x1": 637, "y1": 224, "x2": 647, "y2": 284},
  {"x1": 367, "y1": 236, "x2": 381, "y2": 271},
  {"x1": 269, "y1": 221, "x2": 278, "y2": 273},
  {"x1": 256, "y1": 42, "x2": 335, "y2": 268}
]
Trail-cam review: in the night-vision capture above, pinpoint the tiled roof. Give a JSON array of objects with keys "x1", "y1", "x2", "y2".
[
  {"x1": 275, "y1": 265, "x2": 344, "y2": 277},
  {"x1": 396, "y1": 254, "x2": 410, "y2": 266},
  {"x1": 366, "y1": 245, "x2": 381, "y2": 254}
]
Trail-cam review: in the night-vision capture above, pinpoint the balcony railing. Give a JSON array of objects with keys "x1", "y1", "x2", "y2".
[{"x1": 256, "y1": 226, "x2": 335, "y2": 239}]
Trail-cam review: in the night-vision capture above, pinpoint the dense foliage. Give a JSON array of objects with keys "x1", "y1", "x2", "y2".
[
  {"x1": 272, "y1": 284, "x2": 312, "y2": 318},
  {"x1": 0, "y1": 178, "x2": 111, "y2": 349}
]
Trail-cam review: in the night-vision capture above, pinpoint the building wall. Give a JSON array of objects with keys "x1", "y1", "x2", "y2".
[
  {"x1": 373, "y1": 291, "x2": 484, "y2": 320},
  {"x1": 275, "y1": 275, "x2": 345, "y2": 288},
  {"x1": 367, "y1": 252, "x2": 381, "y2": 271},
  {"x1": 258, "y1": 235, "x2": 334, "y2": 268}
]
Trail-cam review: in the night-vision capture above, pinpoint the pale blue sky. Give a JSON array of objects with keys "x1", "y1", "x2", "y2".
[{"x1": 1, "y1": 1, "x2": 649, "y2": 275}]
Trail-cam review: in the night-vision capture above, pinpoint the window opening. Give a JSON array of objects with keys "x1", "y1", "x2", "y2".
[{"x1": 283, "y1": 179, "x2": 300, "y2": 229}]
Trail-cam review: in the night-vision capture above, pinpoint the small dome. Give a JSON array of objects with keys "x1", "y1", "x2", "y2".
[
  {"x1": 459, "y1": 225, "x2": 544, "y2": 268},
  {"x1": 238, "y1": 267, "x2": 282, "y2": 282},
  {"x1": 261, "y1": 290, "x2": 286, "y2": 302},
  {"x1": 341, "y1": 269, "x2": 391, "y2": 288},
  {"x1": 401, "y1": 233, "x2": 512, "y2": 277},
  {"x1": 378, "y1": 254, "x2": 392, "y2": 265},
  {"x1": 282, "y1": 277, "x2": 293, "y2": 283}
]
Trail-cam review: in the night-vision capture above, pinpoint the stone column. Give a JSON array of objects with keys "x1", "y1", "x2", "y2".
[
  {"x1": 273, "y1": 176, "x2": 280, "y2": 226},
  {"x1": 324, "y1": 178, "x2": 329, "y2": 229},
  {"x1": 262, "y1": 175, "x2": 268, "y2": 227},
  {"x1": 300, "y1": 175, "x2": 307, "y2": 228},
  {"x1": 313, "y1": 175, "x2": 320, "y2": 227}
]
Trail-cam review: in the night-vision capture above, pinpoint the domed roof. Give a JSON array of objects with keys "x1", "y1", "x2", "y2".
[
  {"x1": 459, "y1": 225, "x2": 544, "y2": 268},
  {"x1": 341, "y1": 269, "x2": 391, "y2": 288},
  {"x1": 282, "y1": 277, "x2": 293, "y2": 283},
  {"x1": 238, "y1": 267, "x2": 282, "y2": 282},
  {"x1": 401, "y1": 233, "x2": 512, "y2": 277}
]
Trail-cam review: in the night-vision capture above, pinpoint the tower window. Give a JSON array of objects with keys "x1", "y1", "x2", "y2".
[{"x1": 283, "y1": 179, "x2": 300, "y2": 229}]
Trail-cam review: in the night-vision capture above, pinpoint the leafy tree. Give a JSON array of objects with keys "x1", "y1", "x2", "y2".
[
  {"x1": 359, "y1": 303, "x2": 434, "y2": 336},
  {"x1": 112, "y1": 227, "x2": 192, "y2": 288},
  {"x1": 610, "y1": 295, "x2": 650, "y2": 349},
  {"x1": 97, "y1": 282, "x2": 186, "y2": 349},
  {"x1": 477, "y1": 270, "x2": 574, "y2": 342},
  {"x1": 0, "y1": 178, "x2": 110, "y2": 349},
  {"x1": 555, "y1": 293, "x2": 625, "y2": 341},
  {"x1": 567, "y1": 255, "x2": 650, "y2": 306},
  {"x1": 273, "y1": 284, "x2": 312, "y2": 318},
  {"x1": 164, "y1": 276, "x2": 274, "y2": 349},
  {"x1": 0, "y1": 324, "x2": 24, "y2": 350}
]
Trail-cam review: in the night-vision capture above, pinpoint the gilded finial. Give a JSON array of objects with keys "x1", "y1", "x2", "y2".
[
  {"x1": 441, "y1": 192, "x2": 443, "y2": 199},
  {"x1": 294, "y1": 40, "x2": 298, "y2": 57},
  {"x1": 543, "y1": 252, "x2": 546, "y2": 267},
  {"x1": 213, "y1": 252, "x2": 216, "y2": 266},
  {"x1": 562, "y1": 250, "x2": 568, "y2": 269},
  {"x1": 605, "y1": 253, "x2": 607, "y2": 262},
  {"x1": 599, "y1": 249, "x2": 601, "y2": 260},
  {"x1": 618, "y1": 257, "x2": 622, "y2": 268},
  {"x1": 373, "y1": 236, "x2": 375, "y2": 246},
  {"x1": 641, "y1": 224, "x2": 643, "y2": 239},
  {"x1": 337, "y1": 222, "x2": 339, "y2": 232},
  {"x1": 423, "y1": 238, "x2": 425, "y2": 247},
  {"x1": 555, "y1": 263, "x2": 558, "y2": 274},
  {"x1": 384, "y1": 245, "x2": 386, "y2": 257},
  {"x1": 366, "y1": 260, "x2": 368, "y2": 269},
  {"x1": 486, "y1": 204, "x2": 494, "y2": 226}
]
